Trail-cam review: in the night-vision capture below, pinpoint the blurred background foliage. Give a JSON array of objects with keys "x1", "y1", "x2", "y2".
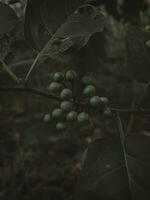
[{"x1": 0, "y1": 0, "x2": 150, "y2": 199}]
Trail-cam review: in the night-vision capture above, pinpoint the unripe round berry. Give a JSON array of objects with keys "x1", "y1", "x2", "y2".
[
  {"x1": 82, "y1": 76, "x2": 93, "y2": 85},
  {"x1": 66, "y1": 111, "x2": 78, "y2": 121},
  {"x1": 103, "y1": 108, "x2": 112, "y2": 116},
  {"x1": 61, "y1": 101, "x2": 73, "y2": 112},
  {"x1": 60, "y1": 88, "x2": 72, "y2": 100},
  {"x1": 83, "y1": 85, "x2": 96, "y2": 97},
  {"x1": 145, "y1": 40, "x2": 150, "y2": 48},
  {"x1": 77, "y1": 112, "x2": 89, "y2": 123},
  {"x1": 52, "y1": 108, "x2": 63, "y2": 119},
  {"x1": 54, "y1": 72, "x2": 64, "y2": 82},
  {"x1": 90, "y1": 96, "x2": 102, "y2": 107},
  {"x1": 56, "y1": 122, "x2": 66, "y2": 131},
  {"x1": 100, "y1": 97, "x2": 109, "y2": 105},
  {"x1": 48, "y1": 82, "x2": 62, "y2": 92},
  {"x1": 65, "y1": 70, "x2": 77, "y2": 81},
  {"x1": 43, "y1": 114, "x2": 51, "y2": 122}
]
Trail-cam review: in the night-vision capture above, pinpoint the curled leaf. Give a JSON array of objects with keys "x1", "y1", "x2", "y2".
[{"x1": 24, "y1": 0, "x2": 85, "y2": 50}]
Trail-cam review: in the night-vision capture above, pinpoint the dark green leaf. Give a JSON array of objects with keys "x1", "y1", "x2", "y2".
[
  {"x1": 75, "y1": 134, "x2": 150, "y2": 200},
  {"x1": 40, "y1": 0, "x2": 85, "y2": 34},
  {"x1": 125, "y1": 26, "x2": 150, "y2": 83},
  {"x1": 23, "y1": 2, "x2": 105, "y2": 79},
  {"x1": 24, "y1": 0, "x2": 105, "y2": 60},
  {"x1": 0, "y1": 2, "x2": 17, "y2": 36},
  {"x1": 24, "y1": 0, "x2": 50, "y2": 50},
  {"x1": 43, "y1": 4, "x2": 105, "y2": 62}
]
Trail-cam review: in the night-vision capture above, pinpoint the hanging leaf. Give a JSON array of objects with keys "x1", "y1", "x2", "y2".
[
  {"x1": 75, "y1": 134, "x2": 150, "y2": 200},
  {"x1": 40, "y1": 4, "x2": 105, "y2": 62},
  {"x1": 24, "y1": 0, "x2": 85, "y2": 50},
  {"x1": 125, "y1": 26, "x2": 150, "y2": 83},
  {"x1": 40, "y1": 0, "x2": 85, "y2": 34},
  {"x1": 24, "y1": 3, "x2": 105, "y2": 81},
  {"x1": 0, "y1": 2, "x2": 17, "y2": 37}
]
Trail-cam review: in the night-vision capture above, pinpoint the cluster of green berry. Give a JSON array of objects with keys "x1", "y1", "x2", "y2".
[{"x1": 43, "y1": 70, "x2": 111, "y2": 131}]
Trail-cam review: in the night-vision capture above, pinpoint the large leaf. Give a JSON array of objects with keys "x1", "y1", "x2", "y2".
[
  {"x1": 40, "y1": 0, "x2": 85, "y2": 34},
  {"x1": 125, "y1": 26, "x2": 150, "y2": 83},
  {"x1": 24, "y1": 0, "x2": 85, "y2": 50},
  {"x1": 24, "y1": 0, "x2": 105, "y2": 56},
  {"x1": 24, "y1": 3, "x2": 105, "y2": 80},
  {"x1": 38, "y1": 4, "x2": 105, "y2": 63},
  {"x1": 75, "y1": 134, "x2": 150, "y2": 200},
  {"x1": 0, "y1": 2, "x2": 17, "y2": 37}
]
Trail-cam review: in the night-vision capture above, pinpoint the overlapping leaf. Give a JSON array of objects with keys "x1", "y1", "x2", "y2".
[
  {"x1": 24, "y1": 0, "x2": 85, "y2": 50},
  {"x1": 40, "y1": 0, "x2": 85, "y2": 34},
  {"x1": 0, "y1": 2, "x2": 17, "y2": 37},
  {"x1": 24, "y1": 1, "x2": 106, "y2": 80},
  {"x1": 24, "y1": 0, "x2": 105, "y2": 61},
  {"x1": 125, "y1": 26, "x2": 150, "y2": 83},
  {"x1": 75, "y1": 134, "x2": 150, "y2": 200},
  {"x1": 43, "y1": 4, "x2": 105, "y2": 62}
]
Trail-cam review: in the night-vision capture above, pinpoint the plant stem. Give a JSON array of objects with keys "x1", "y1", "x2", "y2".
[
  {"x1": 137, "y1": 82, "x2": 150, "y2": 108},
  {"x1": 24, "y1": 53, "x2": 42, "y2": 83},
  {"x1": 1, "y1": 86, "x2": 150, "y2": 114},
  {"x1": 115, "y1": 112, "x2": 132, "y2": 192},
  {"x1": 0, "y1": 56, "x2": 21, "y2": 84},
  {"x1": 24, "y1": 35, "x2": 56, "y2": 83},
  {"x1": 110, "y1": 108, "x2": 150, "y2": 114},
  {"x1": 0, "y1": 86, "x2": 61, "y2": 101}
]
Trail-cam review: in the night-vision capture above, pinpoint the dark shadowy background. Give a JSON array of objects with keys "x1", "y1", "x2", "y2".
[{"x1": 0, "y1": 0, "x2": 150, "y2": 199}]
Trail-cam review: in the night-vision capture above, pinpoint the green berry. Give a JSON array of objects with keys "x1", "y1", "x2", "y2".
[
  {"x1": 103, "y1": 108, "x2": 112, "y2": 116},
  {"x1": 56, "y1": 122, "x2": 66, "y2": 131},
  {"x1": 100, "y1": 97, "x2": 109, "y2": 105},
  {"x1": 60, "y1": 88, "x2": 72, "y2": 100},
  {"x1": 52, "y1": 108, "x2": 63, "y2": 118},
  {"x1": 82, "y1": 76, "x2": 93, "y2": 85},
  {"x1": 77, "y1": 112, "x2": 89, "y2": 123},
  {"x1": 54, "y1": 72, "x2": 64, "y2": 81},
  {"x1": 83, "y1": 85, "x2": 96, "y2": 97},
  {"x1": 90, "y1": 96, "x2": 102, "y2": 107},
  {"x1": 65, "y1": 70, "x2": 77, "y2": 81},
  {"x1": 61, "y1": 101, "x2": 73, "y2": 112},
  {"x1": 145, "y1": 40, "x2": 150, "y2": 48},
  {"x1": 48, "y1": 82, "x2": 62, "y2": 92},
  {"x1": 43, "y1": 114, "x2": 51, "y2": 122},
  {"x1": 66, "y1": 111, "x2": 78, "y2": 121}
]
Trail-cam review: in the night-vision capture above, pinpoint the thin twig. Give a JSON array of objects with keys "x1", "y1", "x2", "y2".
[
  {"x1": 0, "y1": 56, "x2": 21, "y2": 84},
  {"x1": 126, "y1": 96, "x2": 137, "y2": 135},
  {"x1": 24, "y1": 35, "x2": 55, "y2": 83},
  {"x1": 110, "y1": 108, "x2": 150, "y2": 114},
  {"x1": 1, "y1": 86, "x2": 150, "y2": 114},
  {"x1": 24, "y1": 53, "x2": 42, "y2": 82},
  {"x1": 10, "y1": 59, "x2": 34, "y2": 68},
  {"x1": 115, "y1": 112, "x2": 132, "y2": 193},
  {"x1": 24, "y1": 35, "x2": 71, "y2": 82},
  {"x1": 0, "y1": 86, "x2": 61, "y2": 101}
]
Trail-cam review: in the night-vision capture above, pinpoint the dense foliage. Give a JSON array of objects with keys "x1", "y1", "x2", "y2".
[{"x1": 0, "y1": 0, "x2": 150, "y2": 200}]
